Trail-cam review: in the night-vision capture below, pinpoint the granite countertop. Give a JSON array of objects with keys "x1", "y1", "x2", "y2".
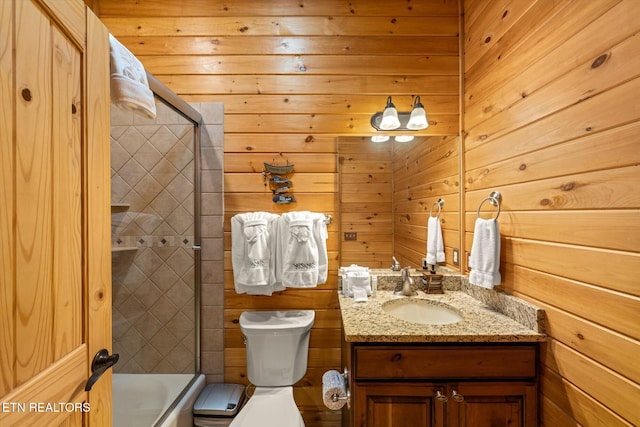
[{"x1": 339, "y1": 285, "x2": 546, "y2": 342}]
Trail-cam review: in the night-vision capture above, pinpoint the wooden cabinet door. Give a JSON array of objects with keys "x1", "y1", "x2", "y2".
[
  {"x1": 446, "y1": 382, "x2": 537, "y2": 427},
  {"x1": 0, "y1": 1, "x2": 111, "y2": 426},
  {"x1": 354, "y1": 382, "x2": 445, "y2": 427}
]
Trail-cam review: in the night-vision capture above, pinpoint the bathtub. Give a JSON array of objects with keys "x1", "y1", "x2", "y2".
[{"x1": 113, "y1": 373, "x2": 205, "y2": 427}]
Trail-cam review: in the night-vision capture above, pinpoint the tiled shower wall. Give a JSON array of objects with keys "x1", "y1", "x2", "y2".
[{"x1": 109, "y1": 100, "x2": 223, "y2": 378}]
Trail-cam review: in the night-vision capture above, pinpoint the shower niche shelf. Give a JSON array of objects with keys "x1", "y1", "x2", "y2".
[
  {"x1": 111, "y1": 203, "x2": 133, "y2": 252},
  {"x1": 111, "y1": 246, "x2": 138, "y2": 253}
]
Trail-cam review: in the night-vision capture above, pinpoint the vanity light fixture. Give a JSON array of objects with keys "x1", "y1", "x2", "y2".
[
  {"x1": 369, "y1": 135, "x2": 414, "y2": 143},
  {"x1": 370, "y1": 96, "x2": 429, "y2": 131},
  {"x1": 394, "y1": 135, "x2": 414, "y2": 142},
  {"x1": 406, "y1": 96, "x2": 428, "y2": 130},
  {"x1": 377, "y1": 96, "x2": 401, "y2": 130},
  {"x1": 371, "y1": 135, "x2": 390, "y2": 143}
]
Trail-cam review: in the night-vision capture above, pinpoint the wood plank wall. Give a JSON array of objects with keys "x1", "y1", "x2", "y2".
[
  {"x1": 462, "y1": 1, "x2": 640, "y2": 426},
  {"x1": 93, "y1": 1, "x2": 460, "y2": 425}
]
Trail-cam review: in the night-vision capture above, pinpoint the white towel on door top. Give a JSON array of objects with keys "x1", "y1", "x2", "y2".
[
  {"x1": 109, "y1": 34, "x2": 157, "y2": 119},
  {"x1": 426, "y1": 216, "x2": 445, "y2": 265},
  {"x1": 469, "y1": 218, "x2": 501, "y2": 289}
]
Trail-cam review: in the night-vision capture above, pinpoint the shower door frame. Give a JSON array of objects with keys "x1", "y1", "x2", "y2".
[
  {"x1": 145, "y1": 73, "x2": 204, "y2": 427},
  {"x1": 146, "y1": 72, "x2": 202, "y2": 375}
]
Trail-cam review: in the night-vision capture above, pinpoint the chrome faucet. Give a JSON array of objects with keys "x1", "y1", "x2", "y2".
[
  {"x1": 395, "y1": 267, "x2": 416, "y2": 296},
  {"x1": 390, "y1": 256, "x2": 401, "y2": 271}
]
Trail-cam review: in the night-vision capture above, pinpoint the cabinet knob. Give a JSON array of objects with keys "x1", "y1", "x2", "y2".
[
  {"x1": 435, "y1": 390, "x2": 448, "y2": 402},
  {"x1": 451, "y1": 390, "x2": 465, "y2": 402}
]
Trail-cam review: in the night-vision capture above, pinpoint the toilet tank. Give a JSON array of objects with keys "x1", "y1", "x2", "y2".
[{"x1": 240, "y1": 310, "x2": 315, "y2": 387}]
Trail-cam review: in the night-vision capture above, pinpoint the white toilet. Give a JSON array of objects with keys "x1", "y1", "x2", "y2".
[{"x1": 230, "y1": 310, "x2": 315, "y2": 427}]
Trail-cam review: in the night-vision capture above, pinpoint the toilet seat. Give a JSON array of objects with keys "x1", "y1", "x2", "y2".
[{"x1": 229, "y1": 386, "x2": 304, "y2": 427}]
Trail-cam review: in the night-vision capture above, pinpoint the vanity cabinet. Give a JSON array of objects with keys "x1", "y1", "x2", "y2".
[{"x1": 343, "y1": 342, "x2": 539, "y2": 427}]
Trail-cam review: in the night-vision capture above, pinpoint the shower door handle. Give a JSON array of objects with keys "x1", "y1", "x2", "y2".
[{"x1": 85, "y1": 349, "x2": 119, "y2": 391}]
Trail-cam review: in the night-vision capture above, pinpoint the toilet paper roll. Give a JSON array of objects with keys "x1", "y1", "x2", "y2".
[{"x1": 322, "y1": 370, "x2": 346, "y2": 410}]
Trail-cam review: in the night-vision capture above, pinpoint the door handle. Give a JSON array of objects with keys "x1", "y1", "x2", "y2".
[{"x1": 85, "y1": 349, "x2": 119, "y2": 391}]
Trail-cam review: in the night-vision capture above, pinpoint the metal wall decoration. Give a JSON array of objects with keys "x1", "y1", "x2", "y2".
[{"x1": 263, "y1": 156, "x2": 296, "y2": 204}]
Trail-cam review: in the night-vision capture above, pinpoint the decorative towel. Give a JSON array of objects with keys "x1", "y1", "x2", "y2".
[
  {"x1": 469, "y1": 218, "x2": 501, "y2": 289},
  {"x1": 426, "y1": 216, "x2": 445, "y2": 265},
  {"x1": 275, "y1": 211, "x2": 328, "y2": 288},
  {"x1": 109, "y1": 34, "x2": 157, "y2": 119},
  {"x1": 231, "y1": 212, "x2": 282, "y2": 295},
  {"x1": 310, "y1": 212, "x2": 329, "y2": 284}
]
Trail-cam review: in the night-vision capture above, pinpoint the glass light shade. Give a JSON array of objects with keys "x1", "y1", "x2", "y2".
[
  {"x1": 394, "y1": 135, "x2": 414, "y2": 142},
  {"x1": 406, "y1": 107, "x2": 428, "y2": 130},
  {"x1": 379, "y1": 107, "x2": 401, "y2": 130},
  {"x1": 371, "y1": 135, "x2": 390, "y2": 142}
]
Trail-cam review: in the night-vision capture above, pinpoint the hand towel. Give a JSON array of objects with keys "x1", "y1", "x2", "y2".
[
  {"x1": 310, "y1": 212, "x2": 329, "y2": 284},
  {"x1": 231, "y1": 212, "x2": 282, "y2": 295},
  {"x1": 109, "y1": 34, "x2": 157, "y2": 119},
  {"x1": 469, "y1": 218, "x2": 501, "y2": 289},
  {"x1": 275, "y1": 211, "x2": 328, "y2": 288},
  {"x1": 426, "y1": 216, "x2": 445, "y2": 265}
]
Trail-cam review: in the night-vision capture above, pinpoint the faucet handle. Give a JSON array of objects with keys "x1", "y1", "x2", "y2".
[{"x1": 402, "y1": 267, "x2": 414, "y2": 283}]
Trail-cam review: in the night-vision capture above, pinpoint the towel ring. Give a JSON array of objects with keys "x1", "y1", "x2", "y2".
[
  {"x1": 429, "y1": 199, "x2": 444, "y2": 218},
  {"x1": 476, "y1": 191, "x2": 502, "y2": 220}
]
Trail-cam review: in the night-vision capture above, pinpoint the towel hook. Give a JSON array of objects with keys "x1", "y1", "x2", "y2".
[
  {"x1": 429, "y1": 198, "x2": 444, "y2": 218},
  {"x1": 477, "y1": 191, "x2": 502, "y2": 220}
]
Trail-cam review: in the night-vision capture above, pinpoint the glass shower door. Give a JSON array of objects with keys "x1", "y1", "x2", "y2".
[{"x1": 110, "y1": 96, "x2": 198, "y2": 376}]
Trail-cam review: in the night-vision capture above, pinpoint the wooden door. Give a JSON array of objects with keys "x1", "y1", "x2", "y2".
[
  {"x1": 446, "y1": 382, "x2": 537, "y2": 427},
  {"x1": 0, "y1": 0, "x2": 112, "y2": 426},
  {"x1": 354, "y1": 382, "x2": 444, "y2": 427}
]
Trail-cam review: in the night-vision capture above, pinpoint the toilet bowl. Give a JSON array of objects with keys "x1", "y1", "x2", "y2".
[{"x1": 229, "y1": 310, "x2": 315, "y2": 427}]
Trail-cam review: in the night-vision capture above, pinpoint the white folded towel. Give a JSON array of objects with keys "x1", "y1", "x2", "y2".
[
  {"x1": 109, "y1": 34, "x2": 157, "y2": 119},
  {"x1": 469, "y1": 218, "x2": 501, "y2": 289},
  {"x1": 276, "y1": 211, "x2": 328, "y2": 288},
  {"x1": 339, "y1": 265, "x2": 371, "y2": 297},
  {"x1": 345, "y1": 273, "x2": 371, "y2": 298},
  {"x1": 231, "y1": 212, "x2": 282, "y2": 295},
  {"x1": 426, "y1": 216, "x2": 445, "y2": 265}
]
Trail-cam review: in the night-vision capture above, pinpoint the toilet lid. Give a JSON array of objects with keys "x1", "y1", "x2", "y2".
[{"x1": 229, "y1": 387, "x2": 304, "y2": 427}]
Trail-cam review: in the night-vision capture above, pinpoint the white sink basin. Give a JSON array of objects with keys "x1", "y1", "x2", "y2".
[{"x1": 382, "y1": 299, "x2": 463, "y2": 325}]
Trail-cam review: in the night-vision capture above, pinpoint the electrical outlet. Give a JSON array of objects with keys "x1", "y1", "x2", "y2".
[
  {"x1": 453, "y1": 249, "x2": 459, "y2": 266},
  {"x1": 344, "y1": 232, "x2": 357, "y2": 241}
]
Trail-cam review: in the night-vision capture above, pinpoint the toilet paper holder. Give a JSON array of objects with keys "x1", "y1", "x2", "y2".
[{"x1": 329, "y1": 368, "x2": 351, "y2": 409}]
